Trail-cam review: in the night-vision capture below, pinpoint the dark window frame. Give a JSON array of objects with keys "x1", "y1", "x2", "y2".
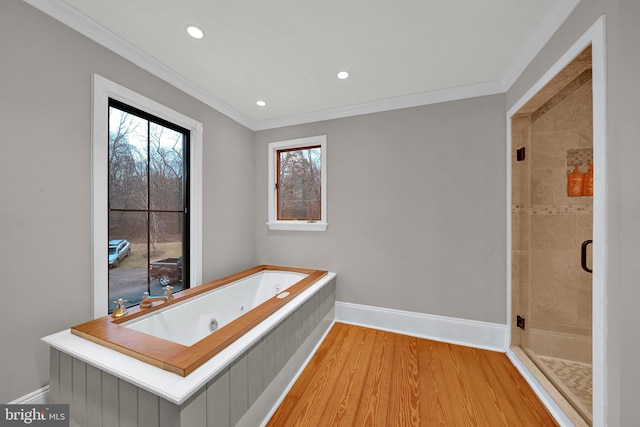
[{"x1": 107, "y1": 98, "x2": 191, "y2": 311}]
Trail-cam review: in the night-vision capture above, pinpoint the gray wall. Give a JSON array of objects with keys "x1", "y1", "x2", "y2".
[
  {"x1": 507, "y1": 0, "x2": 639, "y2": 424},
  {"x1": 254, "y1": 96, "x2": 507, "y2": 324},
  {"x1": 0, "y1": 0, "x2": 256, "y2": 403}
]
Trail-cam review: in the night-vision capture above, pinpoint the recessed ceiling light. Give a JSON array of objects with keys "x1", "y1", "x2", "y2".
[
  {"x1": 186, "y1": 25, "x2": 204, "y2": 39},
  {"x1": 256, "y1": 100, "x2": 267, "y2": 107},
  {"x1": 337, "y1": 71, "x2": 350, "y2": 80}
]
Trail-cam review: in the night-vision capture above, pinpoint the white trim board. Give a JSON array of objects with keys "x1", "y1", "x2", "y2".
[
  {"x1": 335, "y1": 301, "x2": 508, "y2": 352},
  {"x1": 505, "y1": 16, "x2": 607, "y2": 427},
  {"x1": 506, "y1": 349, "x2": 577, "y2": 427},
  {"x1": 91, "y1": 74, "x2": 203, "y2": 319},
  {"x1": 8, "y1": 386, "x2": 50, "y2": 405},
  {"x1": 255, "y1": 318, "x2": 336, "y2": 427}
]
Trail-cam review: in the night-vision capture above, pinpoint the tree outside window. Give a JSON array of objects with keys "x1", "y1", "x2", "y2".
[
  {"x1": 267, "y1": 135, "x2": 327, "y2": 231},
  {"x1": 277, "y1": 146, "x2": 321, "y2": 221},
  {"x1": 107, "y1": 100, "x2": 189, "y2": 313}
]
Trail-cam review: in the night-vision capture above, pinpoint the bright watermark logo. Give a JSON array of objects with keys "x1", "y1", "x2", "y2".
[{"x1": 0, "y1": 405, "x2": 68, "y2": 426}]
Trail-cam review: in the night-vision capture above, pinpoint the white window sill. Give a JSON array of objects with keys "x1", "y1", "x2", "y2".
[{"x1": 267, "y1": 221, "x2": 328, "y2": 232}]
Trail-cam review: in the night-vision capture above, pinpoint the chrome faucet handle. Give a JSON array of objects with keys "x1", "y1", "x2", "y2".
[
  {"x1": 163, "y1": 285, "x2": 174, "y2": 301},
  {"x1": 111, "y1": 299, "x2": 128, "y2": 318}
]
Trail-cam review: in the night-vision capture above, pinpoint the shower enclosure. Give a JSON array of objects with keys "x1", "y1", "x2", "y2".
[{"x1": 511, "y1": 47, "x2": 593, "y2": 425}]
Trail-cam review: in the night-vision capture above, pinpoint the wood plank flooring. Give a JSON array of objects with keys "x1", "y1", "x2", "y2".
[{"x1": 267, "y1": 322, "x2": 558, "y2": 426}]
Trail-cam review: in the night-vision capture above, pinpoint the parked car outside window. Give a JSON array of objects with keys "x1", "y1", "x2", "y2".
[
  {"x1": 108, "y1": 239, "x2": 131, "y2": 268},
  {"x1": 149, "y1": 255, "x2": 183, "y2": 286}
]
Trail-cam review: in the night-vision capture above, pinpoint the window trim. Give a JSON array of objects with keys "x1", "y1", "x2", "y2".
[
  {"x1": 92, "y1": 74, "x2": 203, "y2": 318},
  {"x1": 267, "y1": 135, "x2": 327, "y2": 231}
]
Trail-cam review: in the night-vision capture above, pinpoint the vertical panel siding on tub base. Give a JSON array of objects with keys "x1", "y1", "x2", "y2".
[{"x1": 49, "y1": 278, "x2": 335, "y2": 427}]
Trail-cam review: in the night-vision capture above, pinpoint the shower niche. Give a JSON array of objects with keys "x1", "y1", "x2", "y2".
[{"x1": 511, "y1": 46, "x2": 593, "y2": 426}]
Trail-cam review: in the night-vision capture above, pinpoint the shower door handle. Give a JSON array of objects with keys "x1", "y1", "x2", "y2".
[{"x1": 581, "y1": 240, "x2": 593, "y2": 273}]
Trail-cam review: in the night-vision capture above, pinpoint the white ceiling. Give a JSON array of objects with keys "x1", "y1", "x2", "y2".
[{"x1": 26, "y1": 0, "x2": 580, "y2": 130}]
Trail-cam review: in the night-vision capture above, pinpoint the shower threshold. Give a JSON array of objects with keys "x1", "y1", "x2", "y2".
[
  {"x1": 535, "y1": 353, "x2": 592, "y2": 423},
  {"x1": 510, "y1": 346, "x2": 592, "y2": 427}
]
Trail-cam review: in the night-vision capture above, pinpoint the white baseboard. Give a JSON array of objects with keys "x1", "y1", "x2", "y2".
[
  {"x1": 256, "y1": 317, "x2": 336, "y2": 427},
  {"x1": 335, "y1": 301, "x2": 508, "y2": 352},
  {"x1": 334, "y1": 302, "x2": 580, "y2": 425},
  {"x1": 506, "y1": 348, "x2": 578, "y2": 427},
  {"x1": 8, "y1": 385, "x2": 50, "y2": 405}
]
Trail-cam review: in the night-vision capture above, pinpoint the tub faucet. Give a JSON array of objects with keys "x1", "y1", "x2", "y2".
[
  {"x1": 111, "y1": 299, "x2": 128, "y2": 318},
  {"x1": 140, "y1": 285, "x2": 175, "y2": 309}
]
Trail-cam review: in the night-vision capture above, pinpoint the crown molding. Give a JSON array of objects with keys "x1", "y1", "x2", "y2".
[
  {"x1": 499, "y1": 0, "x2": 582, "y2": 92},
  {"x1": 253, "y1": 80, "x2": 504, "y2": 130},
  {"x1": 22, "y1": 0, "x2": 577, "y2": 131},
  {"x1": 21, "y1": 0, "x2": 258, "y2": 130}
]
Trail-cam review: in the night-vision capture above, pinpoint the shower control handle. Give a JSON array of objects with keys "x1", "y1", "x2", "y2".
[{"x1": 581, "y1": 240, "x2": 593, "y2": 273}]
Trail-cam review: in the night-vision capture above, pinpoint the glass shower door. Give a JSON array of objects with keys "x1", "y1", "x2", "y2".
[{"x1": 511, "y1": 46, "x2": 594, "y2": 425}]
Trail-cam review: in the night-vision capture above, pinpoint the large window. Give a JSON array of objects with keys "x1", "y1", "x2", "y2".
[
  {"x1": 107, "y1": 100, "x2": 189, "y2": 313},
  {"x1": 92, "y1": 75, "x2": 202, "y2": 318},
  {"x1": 267, "y1": 135, "x2": 327, "y2": 231}
]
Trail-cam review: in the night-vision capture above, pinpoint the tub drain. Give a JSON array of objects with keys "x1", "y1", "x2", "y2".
[{"x1": 209, "y1": 318, "x2": 218, "y2": 332}]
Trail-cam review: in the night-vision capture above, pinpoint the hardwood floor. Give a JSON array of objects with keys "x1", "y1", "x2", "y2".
[{"x1": 267, "y1": 323, "x2": 558, "y2": 426}]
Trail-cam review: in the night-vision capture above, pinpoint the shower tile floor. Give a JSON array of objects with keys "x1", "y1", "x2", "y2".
[{"x1": 539, "y1": 356, "x2": 592, "y2": 421}]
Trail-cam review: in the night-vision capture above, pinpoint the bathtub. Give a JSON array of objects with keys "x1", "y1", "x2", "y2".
[
  {"x1": 125, "y1": 269, "x2": 308, "y2": 346},
  {"x1": 44, "y1": 265, "x2": 336, "y2": 424},
  {"x1": 68, "y1": 265, "x2": 331, "y2": 376}
]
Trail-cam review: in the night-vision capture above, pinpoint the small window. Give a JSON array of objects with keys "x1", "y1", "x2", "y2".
[{"x1": 268, "y1": 135, "x2": 327, "y2": 231}]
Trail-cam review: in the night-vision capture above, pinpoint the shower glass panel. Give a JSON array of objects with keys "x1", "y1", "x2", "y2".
[{"x1": 511, "y1": 47, "x2": 593, "y2": 425}]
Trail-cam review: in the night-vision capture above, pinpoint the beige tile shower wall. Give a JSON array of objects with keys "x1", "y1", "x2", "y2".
[{"x1": 528, "y1": 80, "x2": 593, "y2": 349}]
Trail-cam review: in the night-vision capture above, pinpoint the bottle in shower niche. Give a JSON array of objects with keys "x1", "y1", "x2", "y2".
[
  {"x1": 583, "y1": 164, "x2": 594, "y2": 196},
  {"x1": 567, "y1": 165, "x2": 584, "y2": 197}
]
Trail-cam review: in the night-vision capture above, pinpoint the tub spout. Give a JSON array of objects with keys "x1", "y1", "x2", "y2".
[
  {"x1": 140, "y1": 293, "x2": 167, "y2": 308},
  {"x1": 140, "y1": 286, "x2": 175, "y2": 309}
]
